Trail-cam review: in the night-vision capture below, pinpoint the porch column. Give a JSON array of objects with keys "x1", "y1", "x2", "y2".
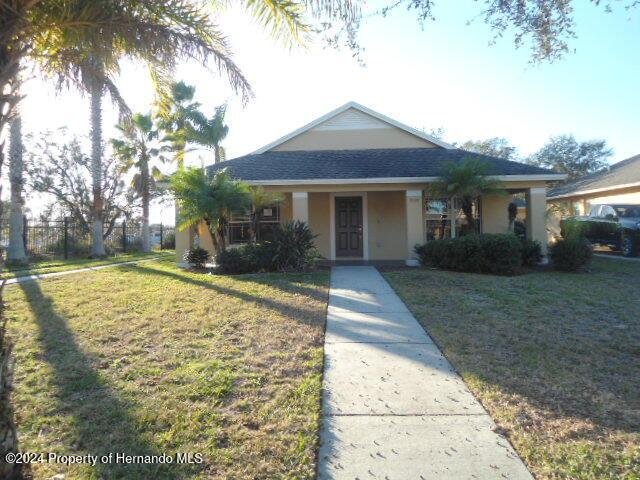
[
  {"x1": 405, "y1": 189, "x2": 424, "y2": 266},
  {"x1": 526, "y1": 187, "x2": 548, "y2": 257},
  {"x1": 292, "y1": 192, "x2": 309, "y2": 223},
  {"x1": 580, "y1": 198, "x2": 589, "y2": 216}
]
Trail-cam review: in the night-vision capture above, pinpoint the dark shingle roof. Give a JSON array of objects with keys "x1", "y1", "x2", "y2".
[
  {"x1": 207, "y1": 148, "x2": 555, "y2": 182},
  {"x1": 548, "y1": 154, "x2": 640, "y2": 198}
]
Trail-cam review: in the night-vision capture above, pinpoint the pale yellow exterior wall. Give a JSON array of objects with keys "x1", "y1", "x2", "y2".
[
  {"x1": 176, "y1": 180, "x2": 552, "y2": 264},
  {"x1": 197, "y1": 223, "x2": 215, "y2": 252},
  {"x1": 175, "y1": 224, "x2": 193, "y2": 264},
  {"x1": 309, "y1": 193, "x2": 331, "y2": 258},
  {"x1": 272, "y1": 127, "x2": 438, "y2": 151},
  {"x1": 367, "y1": 191, "x2": 407, "y2": 260},
  {"x1": 281, "y1": 193, "x2": 293, "y2": 221},
  {"x1": 481, "y1": 195, "x2": 512, "y2": 234}
]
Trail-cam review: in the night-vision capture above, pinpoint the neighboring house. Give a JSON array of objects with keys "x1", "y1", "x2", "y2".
[
  {"x1": 547, "y1": 154, "x2": 640, "y2": 215},
  {"x1": 175, "y1": 102, "x2": 564, "y2": 265}
]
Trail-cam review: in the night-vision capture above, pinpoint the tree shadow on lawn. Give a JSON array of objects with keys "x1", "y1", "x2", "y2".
[
  {"x1": 386, "y1": 266, "x2": 640, "y2": 437},
  {"x1": 18, "y1": 281, "x2": 198, "y2": 479},
  {"x1": 128, "y1": 264, "x2": 327, "y2": 329}
]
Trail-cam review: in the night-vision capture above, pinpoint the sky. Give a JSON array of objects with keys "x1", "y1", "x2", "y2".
[{"x1": 14, "y1": 0, "x2": 640, "y2": 224}]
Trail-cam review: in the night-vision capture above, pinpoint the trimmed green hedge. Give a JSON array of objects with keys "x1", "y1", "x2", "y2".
[
  {"x1": 549, "y1": 236, "x2": 593, "y2": 272},
  {"x1": 415, "y1": 234, "x2": 541, "y2": 275}
]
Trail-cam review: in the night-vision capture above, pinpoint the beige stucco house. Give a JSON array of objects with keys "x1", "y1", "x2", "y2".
[
  {"x1": 547, "y1": 153, "x2": 640, "y2": 215},
  {"x1": 176, "y1": 102, "x2": 564, "y2": 265}
]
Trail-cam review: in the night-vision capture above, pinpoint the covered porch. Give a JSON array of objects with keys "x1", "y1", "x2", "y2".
[{"x1": 176, "y1": 181, "x2": 549, "y2": 266}]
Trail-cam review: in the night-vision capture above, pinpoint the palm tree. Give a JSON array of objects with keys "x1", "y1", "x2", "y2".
[
  {"x1": 0, "y1": 1, "x2": 308, "y2": 474},
  {"x1": 248, "y1": 187, "x2": 284, "y2": 242},
  {"x1": 112, "y1": 114, "x2": 165, "y2": 253},
  {"x1": 36, "y1": 0, "x2": 252, "y2": 256},
  {"x1": 430, "y1": 158, "x2": 505, "y2": 234},
  {"x1": 188, "y1": 104, "x2": 230, "y2": 164},
  {"x1": 170, "y1": 167, "x2": 250, "y2": 256},
  {"x1": 155, "y1": 81, "x2": 202, "y2": 166},
  {"x1": 7, "y1": 114, "x2": 27, "y2": 264},
  {"x1": 156, "y1": 84, "x2": 229, "y2": 164}
]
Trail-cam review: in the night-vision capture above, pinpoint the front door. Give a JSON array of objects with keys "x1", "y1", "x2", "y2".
[{"x1": 335, "y1": 197, "x2": 363, "y2": 257}]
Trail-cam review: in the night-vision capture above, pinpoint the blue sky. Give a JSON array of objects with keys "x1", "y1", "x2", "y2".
[{"x1": 17, "y1": 1, "x2": 640, "y2": 221}]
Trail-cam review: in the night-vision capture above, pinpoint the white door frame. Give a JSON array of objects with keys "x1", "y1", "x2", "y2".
[{"x1": 329, "y1": 192, "x2": 369, "y2": 261}]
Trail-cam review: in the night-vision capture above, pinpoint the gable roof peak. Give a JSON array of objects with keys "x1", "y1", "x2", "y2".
[{"x1": 252, "y1": 101, "x2": 453, "y2": 154}]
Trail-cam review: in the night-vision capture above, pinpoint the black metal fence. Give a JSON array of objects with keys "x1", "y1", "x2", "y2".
[{"x1": 0, "y1": 217, "x2": 175, "y2": 259}]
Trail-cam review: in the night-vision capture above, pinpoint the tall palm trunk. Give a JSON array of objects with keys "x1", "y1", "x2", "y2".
[
  {"x1": 140, "y1": 155, "x2": 151, "y2": 253},
  {"x1": 90, "y1": 82, "x2": 106, "y2": 257},
  {"x1": 0, "y1": 122, "x2": 19, "y2": 480},
  {"x1": 7, "y1": 115, "x2": 27, "y2": 264}
]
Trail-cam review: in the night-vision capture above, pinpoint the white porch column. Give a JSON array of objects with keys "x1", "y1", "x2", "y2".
[
  {"x1": 526, "y1": 187, "x2": 548, "y2": 257},
  {"x1": 292, "y1": 192, "x2": 309, "y2": 223},
  {"x1": 405, "y1": 189, "x2": 424, "y2": 266}
]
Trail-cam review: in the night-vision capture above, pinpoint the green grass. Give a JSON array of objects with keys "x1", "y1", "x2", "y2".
[
  {"x1": 5, "y1": 258, "x2": 329, "y2": 479},
  {"x1": 383, "y1": 258, "x2": 640, "y2": 480},
  {"x1": 1, "y1": 251, "x2": 172, "y2": 280}
]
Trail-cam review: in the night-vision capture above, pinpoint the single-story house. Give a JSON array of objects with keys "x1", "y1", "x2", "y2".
[
  {"x1": 547, "y1": 153, "x2": 640, "y2": 215},
  {"x1": 175, "y1": 102, "x2": 564, "y2": 265}
]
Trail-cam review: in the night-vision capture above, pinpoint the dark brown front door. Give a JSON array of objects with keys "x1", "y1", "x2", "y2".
[{"x1": 335, "y1": 197, "x2": 363, "y2": 257}]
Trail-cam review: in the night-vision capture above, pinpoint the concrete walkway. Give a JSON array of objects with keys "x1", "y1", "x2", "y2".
[
  {"x1": 3, "y1": 256, "x2": 166, "y2": 285},
  {"x1": 319, "y1": 266, "x2": 532, "y2": 480}
]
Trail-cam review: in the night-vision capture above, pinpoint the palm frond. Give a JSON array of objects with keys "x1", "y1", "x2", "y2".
[{"x1": 240, "y1": 0, "x2": 310, "y2": 47}]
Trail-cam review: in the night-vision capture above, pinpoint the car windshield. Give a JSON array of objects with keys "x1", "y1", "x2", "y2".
[{"x1": 614, "y1": 206, "x2": 640, "y2": 218}]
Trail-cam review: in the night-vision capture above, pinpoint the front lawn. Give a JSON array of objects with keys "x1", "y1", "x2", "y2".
[
  {"x1": 1, "y1": 251, "x2": 173, "y2": 280},
  {"x1": 383, "y1": 258, "x2": 640, "y2": 479},
  {"x1": 5, "y1": 258, "x2": 329, "y2": 479}
]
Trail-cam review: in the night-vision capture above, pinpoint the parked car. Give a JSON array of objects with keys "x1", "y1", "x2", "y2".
[{"x1": 561, "y1": 204, "x2": 640, "y2": 256}]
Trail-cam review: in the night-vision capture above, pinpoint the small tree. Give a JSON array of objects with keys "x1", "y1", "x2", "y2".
[
  {"x1": 459, "y1": 137, "x2": 518, "y2": 161},
  {"x1": 248, "y1": 187, "x2": 284, "y2": 242},
  {"x1": 171, "y1": 167, "x2": 250, "y2": 256},
  {"x1": 430, "y1": 158, "x2": 505, "y2": 234},
  {"x1": 527, "y1": 135, "x2": 612, "y2": 182},
  {"x1": 28, "y1": 132, "x2": 130, "y2": 238}
]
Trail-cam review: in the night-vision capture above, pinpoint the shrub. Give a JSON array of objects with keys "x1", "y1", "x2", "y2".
[
  {"x1": 216, "y1": 222, "x2": 320, "y2": 274},
  {"x1": 217, "y1": 243, "x2": 270, "y2": 274},
  {"x1": 183, "y1": 247, "x2": 210, "y2": 269},
  {"x1": 519, "y1": 239, "x2": 543, "y2": 266},
  {"x1": 266, "y1": 221, "x2": 320, "y2": 271},
  {"x1": 560, "y1": 217, "x2": 589, "y2": 239},
  {"x1": 415, "y1": 234, "x2": 523, "y2": 275},
  {"x1": 514, "y1": 220, "x2": 526, "y2": 238},
  {"x1": 216, "y1": 248, "x2": 254, "y2": 274},
  {"x1": 549, "y1": 237, "x2": 593, "y2": 272},
  {"x1": 162, "y1": 231, "x2": 176, "y2": 249}
]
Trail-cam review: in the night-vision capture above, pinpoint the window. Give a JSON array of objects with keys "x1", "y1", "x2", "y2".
[
  {"x1": 614, "y1": 206, "x2": 640, "y2": 218},
  {"x1": 600, "y1": 206, "x2": 617, "y2": 218},
  {"x1": 425, "y1": 198, "x2": 451, "y2": 241},
  {"x1": 589, "y1": 205, "x2": 601, "y2": 217},
  {"x1": 424, "y1": 196, "x2": 481, "y2": 241},
  {"x1": 228, "y1": 204, "x2": 281, "y2": 244}
]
